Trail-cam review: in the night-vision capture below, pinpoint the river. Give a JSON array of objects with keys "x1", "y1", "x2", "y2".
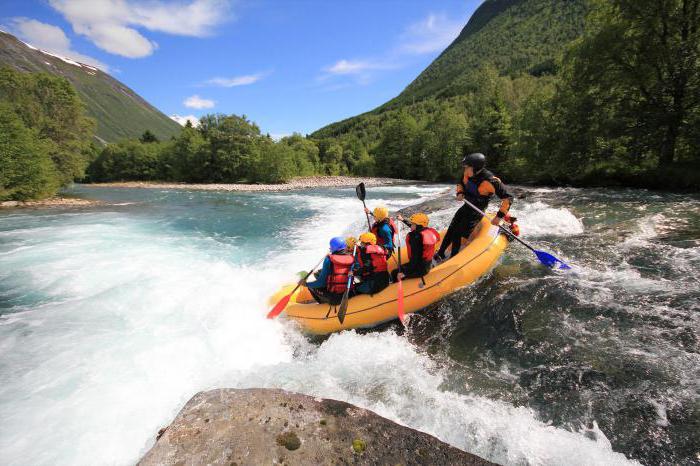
[{"x1": 0, "y1": 184, "x2": 698, "y2": 465}]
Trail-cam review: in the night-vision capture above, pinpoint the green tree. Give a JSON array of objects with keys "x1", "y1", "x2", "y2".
[
  {"x1": 0, "y1": 104, "x2": 57, "y2": 200},
  {"x1": 558, "y1": 0, "x2": 700, "y2": 168},
  {"x1": 88, "y1": 140, "x2": 163, "y2": 181},
  {"x1": 374, "y1": 111, "x2": 419, "y2": 178},
  {"x1": 0, "y1": 67, "x2": 95, "y2": 198},
  {"x1": 139, "y1": 130, "x2": 159, "y2": 143}
]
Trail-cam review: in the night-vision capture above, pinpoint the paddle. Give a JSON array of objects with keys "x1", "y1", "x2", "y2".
[
  {"x1": 266, "y1": 255, "x2": 326, "y2": 319},
  {"x1": 337, "y1": 244, "x2": 358, "y2": 324},
  {"x1": 395, "y1": 218, "x2": 406, "y2": 325},
  {"x1": 356, "y1": 182, "x2": 372, "y2": 230},
  {"x1": 462, "y1": 199, "x2": 571, "y2": 270}
]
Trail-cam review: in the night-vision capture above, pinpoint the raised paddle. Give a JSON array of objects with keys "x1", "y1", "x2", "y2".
[
  {"x1": 395, "y1": 218, "x2": 406, "y2": 325},
  {"x1": 356, "y1": 182, "x2": 372, "y2": 230},
  {"x1": 266, "y1": 255, "x2": 326, "y2": 319},
  {"x1": 462, "y1": 199, "x2": 571, "y2": 270},
  {"x1": 337, "y1": 244, "x2": 358, "y2": 324}
]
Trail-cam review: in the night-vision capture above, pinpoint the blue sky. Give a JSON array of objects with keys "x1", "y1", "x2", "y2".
[{"x1": 0, "y1": 0, "x2": 481, "y2": 136}]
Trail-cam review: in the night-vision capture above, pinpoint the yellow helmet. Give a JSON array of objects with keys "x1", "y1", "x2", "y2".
[
  {"x1": 410, "y1": 213, "x2": 429, "y2": 227},
  {"x1": 373, "y1": 206, "x2": 389, "y2": 221},
  {"x1": 345, "y1": 236, "x2": 356, "y2": 249},
  {"x1": 359, "y1": 232, "x2": 377, "y2": 245}
]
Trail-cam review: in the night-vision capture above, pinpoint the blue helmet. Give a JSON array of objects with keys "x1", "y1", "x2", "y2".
[{"x1": 329, "y1": 236, "x2": 346, "y2": 252}]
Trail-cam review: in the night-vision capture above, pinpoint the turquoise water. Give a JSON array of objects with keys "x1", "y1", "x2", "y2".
[{"x1": 0, "y1": 184, "x2": 697, "y2": 465}]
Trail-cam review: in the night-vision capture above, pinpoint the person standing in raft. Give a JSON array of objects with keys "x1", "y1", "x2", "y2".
[
  {"x1": 434, "y1": 152, "x2": 513, "y2": 262},
  {"x1": 363, "y1": 205, "x2": 396, "y2": 257},
  {"x1": 301, "y1": 237, "x2": 355, "y2": 305},
  {"x1": 354, "y1": 232, "x2": 390, "y2": 295},
  {"x1": 393, "y1": 213, "x2": 440, "y2": 281}
]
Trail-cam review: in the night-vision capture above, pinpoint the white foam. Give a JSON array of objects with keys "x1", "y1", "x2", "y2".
[
  {"x1": 0, "y1": 187, "x2": 636, "y2": 466},
  {"x1": 512, "y1": 201, "x2": 584, "y2": 237},
  {"x1": 232, "y1": 331, "x2": 636, "y2": 466}
]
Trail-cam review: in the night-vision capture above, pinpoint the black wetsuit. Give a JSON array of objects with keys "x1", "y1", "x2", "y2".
[{"x1": 436, "y1": 168, "x2": 513, "y2": 259}]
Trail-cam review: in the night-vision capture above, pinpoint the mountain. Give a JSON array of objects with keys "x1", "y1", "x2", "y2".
[
  {"x1": 0, "y1": 31, "x2": 181, "y2": 143},
  {"x1": 313, "y1": 0, "x2": 587, "y2": 139}
]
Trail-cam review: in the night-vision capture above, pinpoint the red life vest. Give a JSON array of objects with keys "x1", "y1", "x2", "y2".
[
  {"x1": 357, "y1": 244, "x2": 388, "y2": 277},
  {"x1": 326, "y1": 254, "x2": 355, "y2": 294},
  {"x1": 371, "y1": 218, "x2": 397, "y2": 249},
  {"x1": 406, "y1": 227, "x2": 440, "y2": 262}
]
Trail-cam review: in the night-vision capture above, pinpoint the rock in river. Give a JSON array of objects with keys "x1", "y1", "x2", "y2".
[{"x1": 138, "y1": 388, "x2": 494, "y2": 465}]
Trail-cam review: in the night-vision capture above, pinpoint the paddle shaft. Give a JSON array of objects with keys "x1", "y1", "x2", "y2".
[
  {"x1": 395, "y1": 217, "x2": 406, "y2": 324},
  {"x1": 361, "y1": 200, "x2": 372, "y2": 230},
  {"x1": 337, "y1": 244, "x2": 358, "y2": 324},
  {"x1": 267, "y1": 255, "x2": 326, "y2": 318},
  {"x1": 286, "y1": 255, "x2": 326, "y2": 300},
  {"x1": 461, "y1": 198, "x2": 536, "y2": 252}
]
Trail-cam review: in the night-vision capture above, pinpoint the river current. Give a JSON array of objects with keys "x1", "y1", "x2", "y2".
[{"x1": 0, "y1": 184, "x2": 698, "y2": 465}]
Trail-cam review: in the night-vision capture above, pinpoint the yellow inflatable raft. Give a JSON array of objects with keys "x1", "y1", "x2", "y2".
[{"x1": 268, "y1": 216, "x2": 509, "y2": 334}]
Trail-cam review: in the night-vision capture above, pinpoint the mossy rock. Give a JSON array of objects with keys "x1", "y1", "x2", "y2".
[
  {"x1": 276, "y1": 431, "x2": 301, "y2": 451},
  {"x1": 352, "y1": 439, "x2": 366, "y2": 454}
]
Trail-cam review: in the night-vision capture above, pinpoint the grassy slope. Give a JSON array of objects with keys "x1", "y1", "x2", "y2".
[
  {"x1": 0, "y1": 31, "x2": 181, "y2": 143},
  {"x1": 312, "y1": 0, "x2": 586, "y2": 138}
]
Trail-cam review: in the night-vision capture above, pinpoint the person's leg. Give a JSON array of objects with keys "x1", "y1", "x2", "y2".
[
  {"x1": 449, "y1": 211, "x2": 482, "y2": 257},
  {"x1": 437, "y1": 204, "x2": 470, "y2": 258},
  {"x1": 355, "y1": 280, "x2": 371, "y2": 295},
  {"x1": 391, "y1": 269, "x2": 400, "y2": 282},
  {"x1": 308, "y1": 287, "x2": 330, "y2": 304},
  {"x1": 372, "y1": 272, "x2": 390, "y2": 293}
]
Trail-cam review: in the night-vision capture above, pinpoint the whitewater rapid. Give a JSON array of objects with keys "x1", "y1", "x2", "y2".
[{"x1": 0, "y1": 185, "x2": 638, "y2": 465}]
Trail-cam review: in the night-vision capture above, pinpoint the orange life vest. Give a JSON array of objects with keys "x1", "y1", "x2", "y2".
[
  {"x1": 357, "y1": 244, "x2": 388, "y2": 277},
  {"x1": 371, "y1": 218, "x2": 397, "y2": 249},
  {"x1": 326, "y1": 254, "x2": 355, "y2": 294},
  {"x1": 406, "y1": 227, "x2": 440, "y2": 262}
]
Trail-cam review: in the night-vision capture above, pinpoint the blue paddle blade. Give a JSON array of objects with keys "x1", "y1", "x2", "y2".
[{"x1": 535, "y1": 250, "x2": 571, "y2": 270}]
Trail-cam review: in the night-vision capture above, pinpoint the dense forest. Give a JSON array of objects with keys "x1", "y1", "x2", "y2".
[
  {"x1": 314, "y1": 0, "x2": 700, "y2": 189},
  {"x1": 1, "y1": 0, "x2": 698, "y2": 200},
  {"x1": 0, "y1": 67, "x2": 96, "y2": 200}
]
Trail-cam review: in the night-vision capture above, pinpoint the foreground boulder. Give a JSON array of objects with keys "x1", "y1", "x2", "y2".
[{"x1": 139, "y1": 388, "x2": 494, "y2": 466}]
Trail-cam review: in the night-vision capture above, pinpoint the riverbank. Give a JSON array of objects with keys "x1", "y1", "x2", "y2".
[
  {"x1": 85, "y1": 176, "x2": 416, "y2": 192},
  {"x1": 0, "y1": 197, "x2": 102, "y2": 209}
]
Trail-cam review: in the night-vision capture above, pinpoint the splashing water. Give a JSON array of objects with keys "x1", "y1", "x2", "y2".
[{"x1": 1, "y1": 184, "x2": 697, "y2": 465}]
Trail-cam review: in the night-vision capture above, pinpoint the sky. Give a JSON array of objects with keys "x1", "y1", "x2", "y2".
[{"x1": 0, "y1": 0, "x2": 481, "y2": 137}]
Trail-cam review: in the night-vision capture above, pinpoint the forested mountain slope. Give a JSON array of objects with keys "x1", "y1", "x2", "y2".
[
  {"x1": 313, "y1": 0, "x2": 587, "y2": 139},
  {"x1": 0, "y1": 31, "x2": 181, "y2": 143}
]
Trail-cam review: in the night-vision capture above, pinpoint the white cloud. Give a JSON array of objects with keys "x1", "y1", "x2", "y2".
[
  {"x1": 48, "y1": 0, "x2": 232, "y2": 58},
  {"x1": 170, "y1": 114, "x2": 200, "y2": 126},
  {"x1": 318, "y1": 12, "x2": 463, "y2": 89},
  {"x1": 206, "y1": 73, "x2": 264, "y2": 87},
  {"x1": 324, "y1": 59, "x2": 383, "y2": 75},
  {"x1": 398, "y1": 13, "x2": 463, "y2": 55},
  {"x1": 184, "y1": 95, "x2": 215, "y2": 109},
  {"x1": 8, "y1": 18, "x2": 109, "y2": 70}
]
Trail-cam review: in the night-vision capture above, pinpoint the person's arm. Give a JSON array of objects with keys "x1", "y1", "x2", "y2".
[
  {"x1": 455, "y1": 168, "x2": 466, "y2": 200},
  {"x1": 396, "y1": 214, "x2": 411, "y2": 227},
  {"x1": 492, "y1": 177, "x2": 513, "y2": 220},
  {"x1": 306, "y1": 257, "x2": 331, "y2": 289}
]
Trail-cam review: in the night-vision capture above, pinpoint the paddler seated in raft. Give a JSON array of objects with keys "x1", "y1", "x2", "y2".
[
  {"x1": 393, "y1": 213, "x2": 440, "y2": 281},
  {"x1": 300, "y1": 236, "x2": 355, "y2": 305},
  {"x1": 354, "y1": 232, "x2": 390, "y2": 295},
  {"x1": 363, "y1": 205, "x2": 396, "y2": 257},
  {"x1": 434, "y1": 151, "x2": 513, "y2": 262}
]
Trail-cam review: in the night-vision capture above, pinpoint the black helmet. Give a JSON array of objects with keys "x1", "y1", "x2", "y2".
[{"x1": 462, "y1": 152, "x2": 486, "y2": 172}]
